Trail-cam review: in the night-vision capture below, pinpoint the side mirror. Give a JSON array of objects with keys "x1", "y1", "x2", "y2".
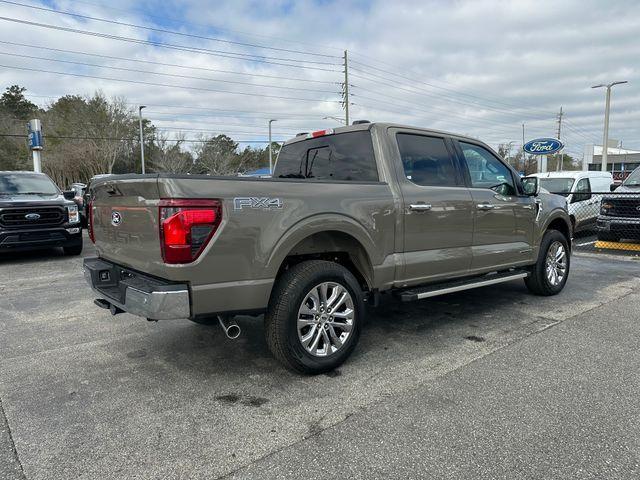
[
  {"x1": 610, "y1": 184, "x2": 617, "y2": 192},
  {"x1": 63, "y1": 190, "x2": 76, "y2": 200},
  {"x1": 522, "y1": 176, "x2": 540, "y2": 196}
]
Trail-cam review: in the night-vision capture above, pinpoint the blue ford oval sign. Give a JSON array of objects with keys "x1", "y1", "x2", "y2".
[{"x1": 523, "y1": 138, "x2": 564, "y2": 155}]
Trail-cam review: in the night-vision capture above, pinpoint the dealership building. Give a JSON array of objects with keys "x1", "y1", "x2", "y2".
[{"x1": 584, "y1": 143, "x2": 640, "y2": 182}]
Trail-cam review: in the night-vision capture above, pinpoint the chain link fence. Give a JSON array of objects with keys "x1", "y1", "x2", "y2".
[{"x1": 557, "y1": 191, "x2": 640, "y2": 254}]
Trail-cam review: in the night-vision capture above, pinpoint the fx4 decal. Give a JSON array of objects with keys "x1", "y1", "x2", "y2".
[{"x1": 234, "y1": 197, "x2": 283, "y2": 210}]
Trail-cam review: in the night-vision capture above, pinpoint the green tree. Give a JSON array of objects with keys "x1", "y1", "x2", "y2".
[
  {"x1": 193, "y1": 134, "x2": 240, "y2": 175},
  {"x1": 0, "y1": 85, "x2": 37, "y2": 119}
]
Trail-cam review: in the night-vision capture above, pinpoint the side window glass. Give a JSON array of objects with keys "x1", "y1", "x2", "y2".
[
  {"x1": 396, "y1": 134, "x2": 458, "y2": 187},
  {"x1": 573, "y1": 178, "x2": 591, "y2": 202},
  {"x1": 460, "y1": 142, "x2": 516, "y2": 196}
]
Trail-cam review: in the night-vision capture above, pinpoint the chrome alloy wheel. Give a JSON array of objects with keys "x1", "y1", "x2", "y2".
[
  {"x1": 545, "y1": 241, "x2": 567, "y2": 286},
  {"x1": 297, "y1": 282, "x2": 355, "y2": 357}
]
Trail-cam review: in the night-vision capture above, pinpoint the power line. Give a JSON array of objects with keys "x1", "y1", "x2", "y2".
[
  {"x1": 349, "y1": 56, "x2": 556, "y2": 117},
  {"x1": 24, "y1": 94, "x2": 342, "y2": 119},
  {"x1": 0, "y1": 51, "x2": 339, "y2": 95},
  {"x1": 350, "y1": 67, "x2": 552, "y2": 122},
  {"x1": 0, "y1": 40, "x2": 337, "y2": 85},
  {"x1": 0, "y1": 1, "x2": 341, "y2": 60},
  {"x1": 65, "y1": 0, "x2": 341, "y2": 54},
  {"x1": 0, "y1": 16, "x2": 341, "y2": 72},
  {"x1": 2, "y1": 63, "x2": 342, "y2": 103},
  {"x1": 0, "y1": 133, "x2": 285, "y2": 143}
]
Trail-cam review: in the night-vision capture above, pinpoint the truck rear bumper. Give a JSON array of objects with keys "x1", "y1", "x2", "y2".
[{"x1": 83, "y1": 257, "x2": 190, "y2": 320}]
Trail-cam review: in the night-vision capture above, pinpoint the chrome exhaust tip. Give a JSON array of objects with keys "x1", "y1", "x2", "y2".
[{"x1": 218, "y1": 315, "x2": 241, "y2": 339}]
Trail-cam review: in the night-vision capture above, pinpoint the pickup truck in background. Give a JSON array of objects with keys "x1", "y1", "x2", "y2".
[
  {"x1": 84, "y1": 122, "x2": 572, "y2": 374},
  {"x1": 1, "y1": 171, "x2": 83, "y2": 255}
]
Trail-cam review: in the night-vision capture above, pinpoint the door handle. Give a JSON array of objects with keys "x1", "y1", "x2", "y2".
[
  {"x1": 477, "y1": 203, "x2": 495, "y2": 210},
  {"x1": 409, "y1": 204, "x2": 432, "y2": 211}
]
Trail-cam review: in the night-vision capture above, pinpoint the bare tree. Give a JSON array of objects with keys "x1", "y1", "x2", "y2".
[{"x1": 150, "y1": 133, "x2": 193, "y2": 173}]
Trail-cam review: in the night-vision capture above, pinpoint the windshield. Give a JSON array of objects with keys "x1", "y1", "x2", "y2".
[
  {"x1": 0, "y1": 173, "x2": 60, "y2": 195},
  {"x1": 539, "y1": 177, "x2": 574, "y2": 196},
  {"x1": 623, "y1": 168, "x2": 640, "y2": 186}
]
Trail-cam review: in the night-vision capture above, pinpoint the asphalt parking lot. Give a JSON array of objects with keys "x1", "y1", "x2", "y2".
[{"x1": 1, "y1": 236, "x2": 639, "y2": 479}]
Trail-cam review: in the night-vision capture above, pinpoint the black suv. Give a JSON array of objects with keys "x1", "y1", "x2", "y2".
[
  {"x1": 0, "y1": 171, "x2": 83, "y2": 255},
  {"x1": 597, "y1": 166, "x2": 640, "y2": 242}
]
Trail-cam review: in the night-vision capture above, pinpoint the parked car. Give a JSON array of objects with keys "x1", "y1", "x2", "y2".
[
  {"x1": 530, "y1": 171, "x2": 613, "y2": 233},
  {"x1": 597, "y1": 166, "x2": 640, "y2": 242},
  {"x1": 0, "y1": 171, "x2": 83, "y2": 255},
  {"x1": 83, "y1": 122, "x2": 571, "y2": 373}
]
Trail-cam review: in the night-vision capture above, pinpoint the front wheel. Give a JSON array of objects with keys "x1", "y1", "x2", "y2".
[
  {"x1": 525, "y1": 230, "x2": 570, "y2": 296},
  {"x1": 265, "y1": 260, "x2": 364, "y2": 374}
]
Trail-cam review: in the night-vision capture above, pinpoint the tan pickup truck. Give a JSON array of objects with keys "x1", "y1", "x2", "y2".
[{"x1": 84, "y1": 122, "x2": 572, "y2": 373}]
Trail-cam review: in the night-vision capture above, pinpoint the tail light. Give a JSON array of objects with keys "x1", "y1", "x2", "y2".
[
  {"x1": 159, "y1": 199, "x2": 222, "y2": 264},
  {"x1": 88, "y1": 200, "x2": 95, "y2": 243}
]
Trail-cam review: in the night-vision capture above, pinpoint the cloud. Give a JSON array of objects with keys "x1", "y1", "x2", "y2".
[{"x1": 0, "y1": 0, "x2": 638, "y2": 157}]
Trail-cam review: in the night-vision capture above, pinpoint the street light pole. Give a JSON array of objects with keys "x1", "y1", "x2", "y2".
[
  {"x1": 268, "y1": 119, "x2": 277, "y2": 174},
  {"x1": 592, "y1": 81, "x2": 627, "y2": 172},
  {"x1": 323, "y1": 116, "x2": 346, "y2": 124},
  {"x1": 138, "y1": 105, "x2": 146, "y2": 174}
]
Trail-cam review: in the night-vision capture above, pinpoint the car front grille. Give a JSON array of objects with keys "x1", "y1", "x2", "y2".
[
  {"x1": 603, "y1": 198, "x2": 640, "y2": 218},
  {"x1": 0, "y1": 206, "x2": 66, "y2": 228}
]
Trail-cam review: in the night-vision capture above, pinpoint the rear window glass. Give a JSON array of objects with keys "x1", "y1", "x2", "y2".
[{"x1": 274, "y1": 131, "x2": 378, "y2": 182}]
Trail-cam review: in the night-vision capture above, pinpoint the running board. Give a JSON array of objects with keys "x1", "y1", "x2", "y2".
[{"x1": 397, "y1": 270, "x2": 529, "y2": 302}]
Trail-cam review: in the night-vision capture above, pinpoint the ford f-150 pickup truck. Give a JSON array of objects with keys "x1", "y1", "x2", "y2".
[
  {"x1": 84, "y1": 122, "x2": 572, "y2": 374},
  {"x1": 1, "y1": 171, "x2": 82, "y2": 255}
]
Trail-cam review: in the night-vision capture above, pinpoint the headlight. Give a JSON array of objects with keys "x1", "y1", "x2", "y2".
[
  {"x1": 67, "y1": 205, "x2": 80, "y2": 224},
  {"x1": 600, "y1": 202, "x2": 614, "y2": 215}
]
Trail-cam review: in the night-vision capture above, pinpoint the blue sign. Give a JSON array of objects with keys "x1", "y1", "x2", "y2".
[
  {"x1": 27, "y1": 120, "x2": 44, "y2": 151},
  {"x1": 523, "y1": 138, "x2": 563, "y2": 155}
]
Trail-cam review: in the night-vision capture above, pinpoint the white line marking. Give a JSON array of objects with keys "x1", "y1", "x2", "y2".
[{"x1": 576, "y1": 241, "x2": 596, "y2": 246}]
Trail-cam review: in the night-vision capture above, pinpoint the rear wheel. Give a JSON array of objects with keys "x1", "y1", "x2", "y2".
[
  {"x1": 265, "y1": 260, "x2": 364, "y2": 374},
  {"x1": 525, "y1": 230, "x2": 570, "y2": 296}
]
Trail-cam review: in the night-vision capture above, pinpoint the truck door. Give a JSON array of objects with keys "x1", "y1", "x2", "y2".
[
  {"x1": 455, "y1": 140, "x2": 535, "y2": 271},
  {"x1": 391, "y1": 130, "x2": 474, "y2": 285}
]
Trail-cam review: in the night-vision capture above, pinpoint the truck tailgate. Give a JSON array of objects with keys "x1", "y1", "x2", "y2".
[{"x1": 91, "y1": 175, "x2": 163, "y2": 273}]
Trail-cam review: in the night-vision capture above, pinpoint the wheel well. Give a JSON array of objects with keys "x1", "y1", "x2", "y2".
[
  {"x1": 547, "y1": 218, "x2": 572, "y2": 245},
  {"x1": 276, "y1": 231, "x2": 373, "y2": 291}
]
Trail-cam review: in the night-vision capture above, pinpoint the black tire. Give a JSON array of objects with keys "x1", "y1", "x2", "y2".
[
  {"x1": 525, "y1": 229, "x2": 570, "y2": 296},
  {"x1": 265, "y1": 260, "x2": 364, "y2": 374},
  {"x1": 63, "y1": 243, "x2": 83, "y2": 256},
  {"x1": 597, "y1": 232, "x2": 620, "y2": 242}
]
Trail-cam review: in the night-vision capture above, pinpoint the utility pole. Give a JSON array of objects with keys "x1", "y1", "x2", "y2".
[
  {"x1": 556, "y1": 106, "x2": 563, "y2": 171},
  {"x1": 268, "y1": 119, "x2": 277, "y2": 174},
  {"x1": 521, "y1": 123, "x2": 525, "y2": 173},
  {"x1": 592, "y1": 81, "x2": 628, "y2": 172},
  {"x1": 138, "y1": 105, "x2": 146, "y2": 174},
  {"x1": 342, "y1": 50, "x2": 350, "y2": 126},
  {"x1": 27, "y1": 119, "x2": 43, "y2": 173}
]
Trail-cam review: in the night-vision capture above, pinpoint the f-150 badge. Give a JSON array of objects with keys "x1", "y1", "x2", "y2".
[{"x1": 234, "y1": 197, "x2": 283, "y2": 210}]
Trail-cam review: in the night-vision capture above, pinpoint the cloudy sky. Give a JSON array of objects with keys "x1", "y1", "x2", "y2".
[{"x1": 0, "y1": 0, "x2": 638, "y2": 159}]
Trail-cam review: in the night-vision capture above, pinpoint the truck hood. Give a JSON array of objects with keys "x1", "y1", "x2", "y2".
[
  {"x1": 614, "y1": 185, "x2": 640, "y2": 193},
  {"x1": 0, "y1": 193, "x2": 73, "y2": 207}
]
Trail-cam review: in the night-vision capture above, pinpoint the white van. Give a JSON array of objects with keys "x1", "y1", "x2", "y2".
[{"x1": 530, "y1": 171, "x2": 614, "y2": 233}]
